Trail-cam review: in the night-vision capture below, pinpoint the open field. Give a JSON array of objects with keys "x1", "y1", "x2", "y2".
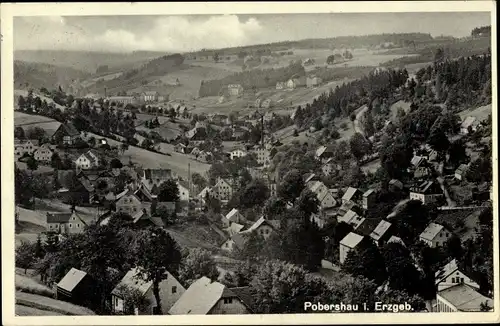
[
  {"x1": 389, "y1": 100, "x2": 412, "y2": 122},
  {"x1": 458, "y1": 103, "x2": 492, "y2": 122},
  {"x1": 14, "y1": 111, "x2": 62, "y2": 136},
  {"x1": 16, "y1": 274, "x2": 54, "y2": 298},
  {"x1": 16, "y1": 305, "x2": 65, "y2": 316},
  {"x1": 361, "y1": 159, "x2": 381, "y2": 174},
  {"x1": 15, "y1": 161, "x2": 54, "y2": 175},
  {"x1": 16, "y1": 292, "x2": 95, "y2": 315},
  {"x1": 87, "y1": 132, "x2": 210, "y2": 179}
]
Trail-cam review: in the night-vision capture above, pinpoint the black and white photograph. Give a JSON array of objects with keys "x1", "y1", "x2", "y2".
[{"x1": 1, "y1": 1, "x2": 498, "y2": 324}]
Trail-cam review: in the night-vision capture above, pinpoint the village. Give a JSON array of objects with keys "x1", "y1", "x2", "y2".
[{"x1": 12, "y1": 23, "x2": 494, "y2": 316}]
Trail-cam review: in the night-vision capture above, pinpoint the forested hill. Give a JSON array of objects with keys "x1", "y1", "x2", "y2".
[
  {"x1": 189, "y1": 33, "x2": 434, "y2": 57},
  {"x1": 14, "y1": 61, "x2": 90, "y2": 92}
]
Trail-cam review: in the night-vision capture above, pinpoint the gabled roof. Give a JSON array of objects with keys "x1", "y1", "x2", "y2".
[
  {"x1": 143, "y1": 168, "x2": 172, "y2": 181},
  {"x1": 461, "y1": 116, "x2": 478, "y2": 129},
  {"x1": 342, "y1": 187, "x2": 360, "y2": 201},
  {"x1": 57, "y1": 268, "x2": 88, "y2": 292},
  {"x1": 388, "y1": 236, "x2": 405, "y2": 246},
  {"x1": 363, "y1": 189, "x2": 376, "y2": 197},
  {"x1": 340, "y1": 232, "x2": 364, "y2": 249},
  {"x1": 435, "y1": 259, "x2": 459, "y2": 283},
  {"x1": 46, "y1": 212, "x2": 86, "y2": 225},
  {"x1": 111, "y1": 267, "x2": 152, "y2": 297},
  {"x1": 437, "y1": 284, "x2": 492, "y2": 311},
  {"x1": 369, "y1": 220, "x2": 392, "y2": 241},
  {"x1": 168, "y1": 277, "x2": 229, "y2": 315},
  {"x1": 240, "y1": 216, "x2": 275, "y2": 234},
  {"x1": 225, "y1": 208, "x2": 242, "y2": 222},
  {"x1": 420, "y1": 222, "x2": 446, "y2": 241},
  {"x1": 411, "y1": 155, "x2": 426, "y2": 167},
  {"x1": 57, "y1": 123, "x2": 80, "y2": 137},
  {"x1": 338, "y1": 209, "x2": 360, "y2": 225}
]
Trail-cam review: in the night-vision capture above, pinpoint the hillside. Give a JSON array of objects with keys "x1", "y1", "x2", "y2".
[
  {"x1": 14, "y1": 61, "x2": 89, "y2": 91},
  {"x1": 14, "y1": 50, "x2": 166, "y2": 74}
]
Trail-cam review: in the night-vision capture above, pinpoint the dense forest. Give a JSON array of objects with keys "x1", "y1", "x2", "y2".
[
  {"x1": 198, "y1": 61, "x2": 305, "y2": 97},
  {"x1": 14, "y1": 61, "x2": 89, "y2": 91},
  {"x1": 471, "y1": 25, "x2": 491, "y2": 37}
]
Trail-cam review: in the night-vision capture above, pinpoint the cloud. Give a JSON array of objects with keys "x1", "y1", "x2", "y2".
[{"x1": 14, "y1": 15, "x2": 263, "y2": 52}]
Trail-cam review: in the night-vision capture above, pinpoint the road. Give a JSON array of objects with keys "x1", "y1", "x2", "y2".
[
  {"x1": 437, "y1": 177, "x2": 457, "y2": 207},
  {"x1": 354, "y1": 105, "x2": 368, "y2": 136}
]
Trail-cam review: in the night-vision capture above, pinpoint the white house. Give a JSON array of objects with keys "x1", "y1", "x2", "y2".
[
  {"x1": 34, "y1": 144, "x2": 53, "y2": 163},
  {"x1": 227, "y1": 84, "x2": 244, "y2": 97},
  {"x1": 14, "y1": 139, "x2": 39, "y2": 159},
  {"x1": 419, "y1": 222, "x2": 452, "y2": 248},
  {"x1": 435, "y1": 259, "x2": 480, "y2": 292},
  {"x1": 169, "y1": 277, "x2": 252, "y2": 315},
  {"x1": 342, "y1": 187, "x2": 362, "y2": 205},
  {"x1": 177, "y1": 180, "x2": 190, "y2": 202},
  {"x1": 75, "y1": 150, "x2": 100, "y2": 170},
  {"x1": 111, "y1": 267, "x2": 185, "y2": 315},
  {"x1": 454, "y1": 164, "x2": 469, "y2": 181},
  {"x1": 435, "y1": 283, "x2": 492, "y2": 312},
  {"x1": 307, "y1": 180, "x2": 337, "y2": 210},
  {"x1": 211, "y1": 178, "x2": 233, "y2": 202},
  {"x1": 222, "y1": 208, "x2": 246, "y2": 228},
  {"x1": 339, "y1": 232, "x2": 364, "y2": 264},
  {"x1": 250, "y1": 146, "x2": 271, "y2": 167},
  {"x1": 240, "y1": 217, "x2": 278, "y2": 240},
  {"x1": 409, "y1": 180, "x2": 443, "y2": 205},
  {"x1": 221, "y1": 233, "x2": 247, "y2": 252},
  {"x1": 230, "y1": 148, "x2": 247, "y2": 160}
]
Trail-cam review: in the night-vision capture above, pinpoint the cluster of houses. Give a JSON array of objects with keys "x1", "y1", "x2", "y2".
[
  {"x1": 276, "y1": 75, "x2": 323, "y2": 90},
  {"x1": 105, "y1": 91, "x2": 168, "y2": 106}
]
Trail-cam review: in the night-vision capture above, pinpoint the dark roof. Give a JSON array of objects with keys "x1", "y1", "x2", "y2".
[
  {"x1": 58, "y1": 123, "x2": 80, "y2": 137},
  {"x1": 144, "y1": 168, "x2": 171, "y2": 181},
  {"x1": 46, "y1": 213, "x2": 71, "y2": 223},
  {"x1": 57, "y1": 268, "x2": 88, "y2": 292},
  {"x1": 226, "y1": 286, "x2": 255, "y2": 312}
]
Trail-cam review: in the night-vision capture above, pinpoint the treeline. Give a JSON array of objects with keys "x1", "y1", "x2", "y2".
[
  {"x1": 471, "y1": 26, "x2": 491, "y2": 37},
  {"x1": 293, "y1": 68, "x2": 409, "y2": 128},
  {"x1": 198, "y1": 61, "x2": 305, "y2": 97}
]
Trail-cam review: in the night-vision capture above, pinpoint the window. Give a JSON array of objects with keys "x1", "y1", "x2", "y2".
[
  {"x1": 451, "y1": 278, "x2": 456, "y2": 283},
  {"x1": 172, "y1": 286, "x2": 177, "y2": 294},
  {"x1": 460, "y1": 278, "x2": 464, "y2": 283},
  {"x1": 133, "y1": 207, "x2": 137, "y2": 212},
  {"x1": 77, "y1": 224, "x2": 80, "y2": 228},
  {"x1": 69, "y1": 224, "x2": 72, "y2": 228},
  {"x1": 223, "y1": 298, "x2": 233, "y2": 304},
  {"x1": 49, "y1": 225, "x2": 53, "y2": 229}
]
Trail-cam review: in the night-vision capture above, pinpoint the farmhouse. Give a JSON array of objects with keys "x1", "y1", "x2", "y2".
[
  {"x1": 409, "y1": 180, "x2": 443, "y2": 205},
  {"x1": 369, "y1": 220, "x2": 393, "y2": 246},
  {"x1": 435, "y1": 284, "x2": 492, "y2": 312},
  {"x1": 460, "y1": 116, "x2": 479, "y2": 135},
  {"x1": 197, "y1": 151, "x2": 213, "y2": 163},
  {"x1": 34, "y1": 144, "x2": 54, "y2": 162},
  {"x1": 362, "y1": 189, "x2": 377, "y2": 210},
  {"x1": 435, "y1": 259, "x2": 479, "y2": 292},
  {"x1": 307, "y1": 180, "x2": 338, "y2": 210},
  {"x1": 142, "y1": 91, "x2": 159, "y2": 103},
  {"x1": 222, "y1": 208, "x2": 246, "y2": 228},
  {"x1": 286, "y1": 76, "x2": 306, "y2": 89},
  {"x1": 177, "y1": 180, "x2": 190, "y2": 202},
  {"x1": 75, "y1": 150, "x2": 100, "y2": 170},
  {"x1": 227, "y1": 84, "x2": 244, "y2": 97},
  {"x1": 46, "y1": 211, "x2": 87, "y2": 234},
  {"x1": 240, "y1": 217, "x2": 278, "y2": 240},
  {"x1": 339, "y1": 232, "x2": 364, "y2": 264},
  {"x1": 419, "y1": 222, "x2": 452, "y2": 248},
  {"x1": 111, "y1": 267, "x2": 185, "y2": 315},
  {"x1": 52, "y1": 123, "x2": 81, "y2": 146},
  {"x1": 142, "y1": 169, "x2": 172, "y2": 191},
  {"x1": 14, "y1": 139, "x2": 39, "y2": 158},
  {"x1": 211, "y1": 178, "x2": 234, "y2": 202},
  {"x1": 116, "y1": 189, "x2": 148, "y2": 216},
  {"x1": 169, "y1": 277, "x2": 252, "y2": 315}
]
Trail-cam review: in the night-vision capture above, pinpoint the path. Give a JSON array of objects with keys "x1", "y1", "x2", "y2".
[
  {"x1": 354, "y1": 105, "x2": 368, "y2": 136},
  {"x1": 437, "y1": 177, "x2": 457, "y2": 207}
]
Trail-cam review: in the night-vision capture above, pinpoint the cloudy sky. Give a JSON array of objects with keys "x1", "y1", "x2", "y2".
[{"x1": 14, "y1": 12, "x2": 491, "y2": 53}]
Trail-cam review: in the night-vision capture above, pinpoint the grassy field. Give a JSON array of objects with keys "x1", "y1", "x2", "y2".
[
  {"x1": 14, "y1": 89, "x2": 66, "y2": 111},
  {"x1": 389, "y1": 100, "x2": 412, "y2": 122},
  {"x1": 458, "y1": 103, "x2": 492, "y2": 122},
  {"x1": 361, "y1": 159, "x2": 381, "y2": 174},
  {"x1": 16, "y1": 305, "x2": 65, "y2": 316},
  {"x1": 16, "y1": 292, "x2": 95, "y2": 315},
  {"x1": 15, "y1": 274, "x2": 54, "y2": 298},
  {"x1": 87, "y1": 132, "x2": 210, "y2": 179},
  {"x1": 14, "y1": 111, "x2": 61, "y2": 136}
]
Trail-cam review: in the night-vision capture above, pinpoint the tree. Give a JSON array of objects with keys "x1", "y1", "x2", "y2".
[
  {"x1": 277, "y1": 169, "x2": 305, "y2": 205},
  {"x1": 16, "y1": 241, "x2": 35, "y2": 274},
  {"x1": 113, "y1": 283, "x2": 152, "y2": 315},
  {"x1": 342, "y1": 239, "x2": 387, "y2": 285},
  {"x1": 110, "y1": 158, "x2": 123, "y2": 169},
  {"x1": 428, "y1": 124, "x2": 450, "y2": 156},
  {"x1": 191, "y1": 173, "x2": 207, "y2": 190},
  {"x1": 157, "y1": 179, "x2": 180, "y2": 202},
  {"x1": 362, "y1": 111, "x2": 376, "y2": 137},
  {"x1": 140, "y1": 138, "x2": 154, "y2": 150},
  {"x1": 18, "y1": 95, "x2": 26, "y2": 109},
  {"x1": 178, "y1": 248, "x2": 219, "y2": 287},
  {"x1": 239, "y1": 179, "x2": 270, "y2": 209},
  {"x1": 136, "y1": 228, "x2": 182, "y2": 314},
  {"x1": 213, "y1": 52, "x2": 220, "y2": 63},
  {"x1": 15, "y1": 127, "x2": 25, "y2": 139},
  {"x1": 156, "y1": 205, "x2": 177, "y2": 225},
  {"x1": 382, "y1": 242, "x2": 423, "y2": 296},
  {"x1": 26, "y1": 157, "x2": 38, "y2": 175},
  {"x1": 120, "y1": 143, "x2": 129, "y2": 155},
  {"x1": 296, "y1": 188, "x2": 319, "y2": 218},
  {"x1": 349, "y1": 133, "x2": 370, "y2": 161},
  {"x1": 445, "y1": 235, "x2": 463, "y2": 261},
  {"x1": 448, "y1": 140, "x2": 467, "y2": 166}
]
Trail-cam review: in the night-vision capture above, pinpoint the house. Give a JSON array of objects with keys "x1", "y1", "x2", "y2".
[
  {"x1": 197, "y1": 186, "x2": 212, "y2": 205},
  {"x1": 389, "y1": 179, "x2": 404, "y2": 191},
  {"x1": 227, "y1": 84, "x2": 244, "y2": 97},
  {"x1": 306, "y1": 76, "x2": 323, "y2": 88},
  {"x1": 14, "y1": 139, "x2": 39, "y2": 158},
  {"x1": 362, "y1": 189, "x2": 377, "y2": 210},
  {"x1": 322, "y1": 158, "x2": 342, "y2": 176},
  {"x1": 142, "y1": 169, "x2": 172, "y2": 192},
  {"x1": 142, "y1": 91, "x2": 159, "y2": 103},
  {"x1": 435, "y1": 283, "x2": 492, "y2": 312},
  {"x1": 46, "y1": 211, "x2": 87, "y2": 234},
  {"x1": 409, "y1": 180, "x2": 443, "y2": 205},
  {"x1": 186, "y1": 127, "x2": 207, "y2": 141},
  {"x1": 286, "y1": 77, "x2": 306, "y2": 89},
  {"x1": 339, "y1": 232, "x2": 364, "y2": 264},
  {"x1": 52, "y1": 123, "x2": 81, "y2": 145},
  {"x1": 75, "y1": 150, "x2": 100, "y2": 170},
  {"x1": 414, "y1": 166, "x2": 432, "y2": 179},
  {"x1": 197, "y1": 151, "x2": 213, "y2": 163},
  {"x1": 111, "y1": 267, "x2": 185, "y2": 315},
  {"x1": 454, "y1": 164, "x2": 469, "y2": 181},
  {"x1": 221, "y1": 233, "x2": 247, "y2": 252},
  {"x1": 107, "y1": 96, "x2": 137, "y2": 106},
  {"x1": 387, "y1": 235, "x2": 405, "y2": 246},
  {"x1": 240, "y1": 216, "x2": 278, "y2": 240},
  {"x1": 307, "y1": 180, "x2": 337, "y2": 210},
  {"x1": 116, "y1": 189, "x2": 146, "y2": 216},
  {"x1": 33, "y1": 144, "x2": 53, "y2": 162},
  {"x1": 410, "y1": 155, "x2": 427, "y2": 169},
  {"x1": 435, "y1": 259, "x2": 479, "y2": 292},
  {"x1": 276, "y1": 82, "x2": 286, "y2": 90},
  {"x1": 369, "y1": 220, "x2": 393, "y2": 246},
  {"x1": 211, "y1": 178, "x2": 233, "y2": 202},
  {"x1": 222, "y1": 208, "x2": 246, "y2": 228},
  {"x1": 225, "y1": 222, "x2": 245, "y2": 236},
  {"x1": 460, "y1": 116, "x2": 479, "y2": 135},
  {"x1": 230, "y1": 148, "x2": 247, "y2": 160},
  {"x1": 174, "y1": 143, "x2": 188, "y2": 154},
  {"x1": 177, "y1": 180, "x2": 190, "y2": 202},
  {"x1": 254, "y1": 98, "x2": 262, "y2": 108},
  {"x1": 190, "y1": 147, "x2": 201, "y2": 158},
  {"x1": 169, "y1": 277, "x2": 252, "y2": 315},
  {"x1": 251, "y1": 146, "x2": 271, "y2": 167},
  {"x1": 315, "y1": 145, "x2": 335, "y2": 162},
  {"x1": 419, "y1": 222, "x2": 452, "y2": 248},
  {"x1": 56, "y1": 268, "x2": 97, "y2": 309},
  {"x1": 342, "y1": 187, "x2": 362, "y2": 205},
  {"x1": 338, "y1": 209, "x2": 364, "y2": 229},
  {"x1": 218, "y1": 95, "x2": 227, "y2": 104}
]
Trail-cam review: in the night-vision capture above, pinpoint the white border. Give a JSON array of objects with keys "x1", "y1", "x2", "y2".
[{"x1": 1, "y1": 1, "x2": 498, "y2": 325}]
